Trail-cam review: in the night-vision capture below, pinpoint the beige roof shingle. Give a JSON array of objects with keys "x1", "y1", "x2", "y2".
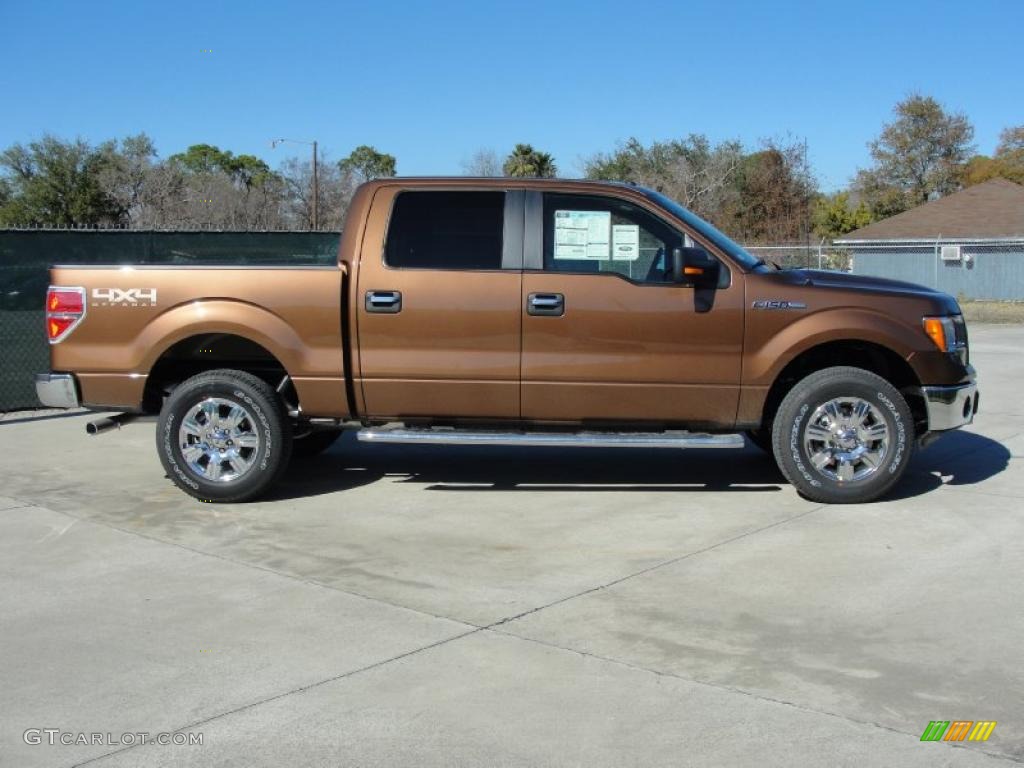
[{"x1": 836, "y1": 178, "x2": 1024, "y2": 242}]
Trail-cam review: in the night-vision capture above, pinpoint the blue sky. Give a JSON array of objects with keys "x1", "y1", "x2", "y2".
[{"x1": 1, "y1": 0, "x2": 1021, "y2": 191}]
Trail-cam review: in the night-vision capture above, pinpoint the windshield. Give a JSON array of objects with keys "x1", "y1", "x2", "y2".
[{"x1": 638, "y1": 188, "x2": 762, "y2": 270}]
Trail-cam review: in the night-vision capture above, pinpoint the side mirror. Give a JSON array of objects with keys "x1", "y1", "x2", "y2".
[{"x1": 672, "y1": 246, "x2": 720, "y2": 286}]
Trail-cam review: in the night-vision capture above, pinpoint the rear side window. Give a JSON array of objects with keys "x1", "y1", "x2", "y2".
[{"x1": 385, "y1": 191, "x2": 504, "y2": 270}]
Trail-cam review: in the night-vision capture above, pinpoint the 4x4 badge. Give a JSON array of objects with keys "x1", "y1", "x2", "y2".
[{"x1": 91, "y1": 288, "x2": 158, "y2": 306}]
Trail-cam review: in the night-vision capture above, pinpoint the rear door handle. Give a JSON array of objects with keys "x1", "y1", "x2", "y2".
[
  {"x1": 365, "y1": 290, "x2": 402, "y2": 313},
  {"x1": 527, "y1": 292, "x2": 564, "y2": 317}
]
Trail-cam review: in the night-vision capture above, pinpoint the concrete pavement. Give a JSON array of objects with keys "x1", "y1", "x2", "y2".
[{"x1": 1, "y1": 325, "x2": 1021, "y2": 766}]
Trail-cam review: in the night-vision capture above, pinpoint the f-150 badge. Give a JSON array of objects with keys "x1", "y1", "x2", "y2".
[
  {"x1": 91, "y1": 288, "x2": 158, "y2": 306},
  {"x1": 752, "y1": 299, "x2": 806, "y2": 310}
]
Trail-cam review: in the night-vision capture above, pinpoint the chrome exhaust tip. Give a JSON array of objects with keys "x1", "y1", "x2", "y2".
[{"x1": 86, "y1": 413, "x2": 138, "y2": 435}]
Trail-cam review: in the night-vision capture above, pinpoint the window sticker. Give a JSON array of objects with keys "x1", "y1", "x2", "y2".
[
  {"x1": 612, "y1": 224, "x2": 640, "y2": 261},
  {"x1": 554, "y1": 210, "x2": 610, "y2": 259}
]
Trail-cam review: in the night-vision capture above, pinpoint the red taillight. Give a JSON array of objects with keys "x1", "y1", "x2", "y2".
[
  {"x1": 48, "y1": 289, "x2": 84, "y2": 314},
  {"x1": 48, "y1": 288, "x2": 83, "y2": 313},
  {"x1": 48, "y1": 317, "x2": 77, "y2": 339},
  {"x1": 45, "y1": 286, "x2": 86, "y2": 343}
]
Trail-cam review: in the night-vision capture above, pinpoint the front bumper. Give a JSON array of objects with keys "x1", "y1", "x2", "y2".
[
  {"x1": 35, "y1": 373, "x2": 80, "y2": 409},
  {"x1": 920, "y1": 379, "x2": 979, "y2": 431}
]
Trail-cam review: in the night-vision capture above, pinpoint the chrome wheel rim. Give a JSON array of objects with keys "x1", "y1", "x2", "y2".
[
  {"x1": 178, "y1": 397, "x2": 260, "y2": 483},
  {"x1": 802, "y1": 397, "x2": 889, "y2": 483}
]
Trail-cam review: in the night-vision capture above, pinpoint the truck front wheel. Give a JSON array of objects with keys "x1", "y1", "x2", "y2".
[
  {"x1": 771, "y1": 366, "x2": 913, "y2": 504},
  {"x1": 157, "y1": 369, "x2": 292, "y2": 502}
]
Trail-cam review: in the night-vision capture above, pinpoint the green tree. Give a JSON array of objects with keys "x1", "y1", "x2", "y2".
[
  {"x1": 168, "y1": 144, "x2": 235, "y2": 175},
  {"x1": 163, "y1": 143, "x2": 283, "y2": 228},
  {"x1": 964, "y1": 125, "x2": 1024, "y2": 186},
  {"x1": 995, "y1": 125, "x2": 1024, "y2": 184},
  {"x1": 963, "y1": 155, "x2": 1001, "y2": 186},
  {"x1": 338, "y1": 145, "x2": 397, "y2": 182},
  {"x1": 228, "y1": 154, "x2": 273, "y2": 190},
  {"x1": 167, "y1": 144, "x2": 273, "y2": 188},
  {"x1": 855, "y1": 94, "x2": 974, "y2": 217},
  {"x1": 723, "y1": 140, "x2": 815, "y2": 243},
  {"x1": 585, "y1": 136, "x2": 679, "y2": 184},
  {"x1": 811, "y1": 191, "x2": 872, "y2": 239},
  {"x1": 503, "y1": 144, "x2": 557, "y2": 177},
  {"x1": 0, "y1": 135, "x2": 124, "y2": 227}
]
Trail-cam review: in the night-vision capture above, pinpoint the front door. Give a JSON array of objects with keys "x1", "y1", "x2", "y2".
[
  {"x1": 520, "y1": 191, "x2": 744, "y2": 427},
  {"x1": 356, "y1": 187, "x2": 523, "y2": 421}
]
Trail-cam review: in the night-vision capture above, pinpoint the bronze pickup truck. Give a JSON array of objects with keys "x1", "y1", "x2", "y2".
[{"x1": 36, "y1": 178, "x2": 978, "y2": 504}]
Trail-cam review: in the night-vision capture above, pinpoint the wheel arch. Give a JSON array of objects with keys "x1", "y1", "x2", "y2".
[
  {"x1": 757, "y1": 338, "x2": 926, "y2": 437},
  {"x1": 131, "y1": 300, "x2": 314, "y2": 413},
  {"x1": 142, "y1": 331, "x2": 295, "y2": 414}
]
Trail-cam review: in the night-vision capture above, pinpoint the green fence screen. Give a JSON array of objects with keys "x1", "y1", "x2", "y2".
[{"x1": 0, "y1": 230, "x2": 340, "y2": 412}]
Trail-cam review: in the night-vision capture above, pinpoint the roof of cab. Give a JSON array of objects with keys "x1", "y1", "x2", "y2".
[{"x1": 358, "y1": 176, "x2": 639, "y2": 191}]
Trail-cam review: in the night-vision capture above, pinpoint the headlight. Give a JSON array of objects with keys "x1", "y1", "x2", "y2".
[{"x1": 922, "y1": 315, "x2": 967, "y2": 355}]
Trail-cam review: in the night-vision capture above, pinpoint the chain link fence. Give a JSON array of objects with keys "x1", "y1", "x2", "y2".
[
  {"x1": 0, "y1": 230, "x2": 340, "y2": 412},
  {"x1": 841, "y1": 239, "x2": 1024, "y2": 301}
]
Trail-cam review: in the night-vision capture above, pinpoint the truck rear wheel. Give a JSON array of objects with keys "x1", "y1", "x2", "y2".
[
  {"x1": 157, "y1": 369, "x2": 292, "y2": 502},
  {"x1": 771, "y1": 366, "x2": 913, "y2": 504}
]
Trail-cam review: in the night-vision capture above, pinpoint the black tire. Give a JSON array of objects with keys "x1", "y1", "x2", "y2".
[
  {"x1": 157, "y1": 369, "x2": 292, "y2": 502},
  {"x1": 291, "y1": 429, "x2": 342, "y2": 458},
  {"x1": 771, "y1": 366, "x2": 913, "y2": 504}
]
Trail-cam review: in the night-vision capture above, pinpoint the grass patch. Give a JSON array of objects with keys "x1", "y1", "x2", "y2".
[{"x1": 960, "y1": 301, "x2": 1024, "y2": 324}]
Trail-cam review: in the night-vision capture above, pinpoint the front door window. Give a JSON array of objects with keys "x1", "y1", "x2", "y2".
[{"x1": 542, "y1": 193, "x2": 686, "y2": 283}]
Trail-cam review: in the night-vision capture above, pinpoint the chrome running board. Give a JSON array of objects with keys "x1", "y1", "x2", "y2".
[{"x1": 357, "y1": 427, "x2": 744, "y2": 449}]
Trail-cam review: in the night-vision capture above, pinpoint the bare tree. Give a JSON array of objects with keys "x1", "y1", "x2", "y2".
[
  {"x1": 461, "y1": 148, "x2": 502, "y2": 176},
  {"x1": 98, "y1": 133, "x2": 158, "y2": 226},
  {"x1": 996, "y1": 125, "x2": 1024, "y2": 155},
  {"x1": 278, "y1": 154, "x2": 351, "y2": 230},
  {"x1": 585, "y1": 135, "x2": 743, "y2": 225}
]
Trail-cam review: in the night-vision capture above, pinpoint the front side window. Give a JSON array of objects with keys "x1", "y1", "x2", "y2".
[
  {"x1": 385, "y1": 191, "x2": 504, "y2": 270},
  {"x1": 542, "y1": 193, "x2": 684, "y2": 283}
]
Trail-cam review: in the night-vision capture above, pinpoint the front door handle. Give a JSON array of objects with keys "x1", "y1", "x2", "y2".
[
  {"x1": 528, "y1": 292, "x2": 564, "y2": 317},
  {"x1": 365, "y1": 290, "x2": 402, "y2": 314}
]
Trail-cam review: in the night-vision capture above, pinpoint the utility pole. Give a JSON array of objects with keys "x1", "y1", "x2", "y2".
[
  {"x1": 312, "y1": 140, "x2": 318, "y2": 231},
  {"x1": 271, "y1": 138, "x2": 319, "y2": 230}
]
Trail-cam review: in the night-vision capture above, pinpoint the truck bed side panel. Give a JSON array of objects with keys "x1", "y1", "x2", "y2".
[{"x1": 49, "y1": 266, "x2": 347, "y2": 417}]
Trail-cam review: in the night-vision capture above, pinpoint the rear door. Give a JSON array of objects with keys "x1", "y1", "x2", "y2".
[
  {"x1": 520, "y1": 191, "x2": 744, "y2": 426},
  {"x1": 355, "y1": 187, "x2": 524, "y2": 420}
]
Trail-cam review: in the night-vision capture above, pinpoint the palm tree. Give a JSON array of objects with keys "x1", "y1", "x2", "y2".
[{"x1": 503, "y1": 144, "x2": 558, "y2": 178}]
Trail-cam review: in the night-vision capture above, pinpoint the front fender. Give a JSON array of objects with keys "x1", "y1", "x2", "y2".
[{"x1": 744, "y1": 307, "x2": 924, "y2": 388}]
